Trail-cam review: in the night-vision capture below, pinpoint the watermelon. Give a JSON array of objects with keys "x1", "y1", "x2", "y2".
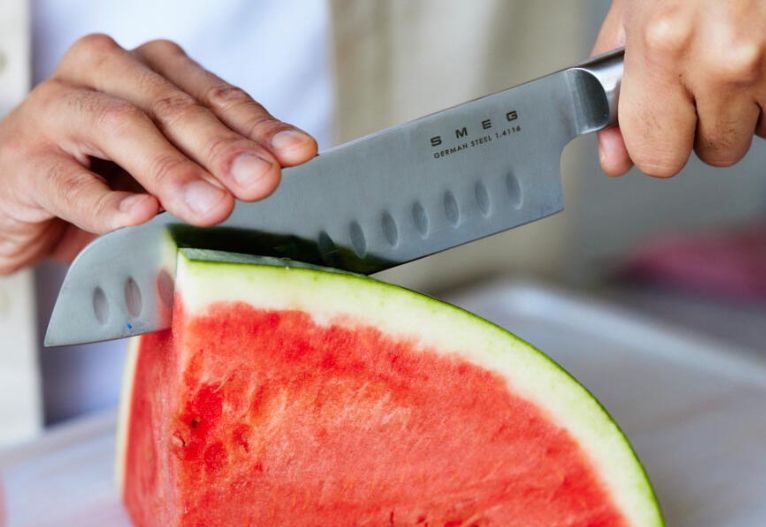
[{"x1": 117, "y1": 248, "x2": 663, "y2": 527}]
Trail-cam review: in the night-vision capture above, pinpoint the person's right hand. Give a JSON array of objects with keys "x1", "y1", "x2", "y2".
[{"x1": 0, "y1": 34, "x2": 318, "y2": 274}]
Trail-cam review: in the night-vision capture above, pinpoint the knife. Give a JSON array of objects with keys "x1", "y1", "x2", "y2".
[{"x1": 44, "y1": 49, "x2": 624, "y2": 347}]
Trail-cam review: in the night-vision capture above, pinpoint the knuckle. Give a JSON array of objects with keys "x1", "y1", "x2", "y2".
[
  {"x1": 141, "y1": 39, "x2": 186, "y2": 58},
  {"x1": 205, "y1": 136, "x2": 251, "y2": 167},
  {"x1": 29, "y1": 78, "x2": 57, "y2": 98},
  {"x1": 205, "y1": 84, "x2": 252, "y2": 108},
  {"x1": 70, "y1": 33, "x2": 120, "y2": 61},
  {"x1": 96, "y1": 101, "x2": 146, "y2": 133},
  {"x1": 643, "y1": 11, "x2": 692, "y2": 55},
  {"x1": 52, "y1": 166, "x2": 88, "y2": 205},
  {"x1": 45, "y1": 158, "x2": 72, "y2": 185},
  {"x1": 88, "y1": 193, "x2": 116, "y2": 229},
  {"x1": 40, "y1": 159, "x2": 64, "y2": 189},
  {"x1": 149, "y1": 154, "x2": 195, "y2": 188},
  {"x1": 242, "y1": 114, "x2": 280, "y2": 139},
  {"x1": 711, "y1": 43, "x2": 763, "y2": 84},
  {"x1": 151, "y1": 92, "x2": 200, "y2": 124},
  {"x1": 26, "y1": 79, "x2": 65, "y2": 109},
  {"x1": 51, "y1": 170, "x2": 103, "y2": 225}
]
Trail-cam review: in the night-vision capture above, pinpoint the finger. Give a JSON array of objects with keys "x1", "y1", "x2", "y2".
[
  {"x1": 598, "y1": 127, "x2": 633, "y2": 176},
  {"x1": 593, "y1": 0, "x2": 632, "y2": 175},
  {"x1": 31, "y1": 154, "x2": 159, "y2": 233},
  {"x1": 56, "y1": 35, "x2": 281, "y2": 201},
  {"x1": 35, "y1": 81, "x2": 234, "y2": 225},
  {"x1": 689, "y1": 15, "x2": 764, "y2": 166},
  {"x1": 0, "y1": 223, "x2": 66, "y2": 274},
  {"x1": 620, "y1": 25, "x2": 697, "y2": 177},
  {"x1": 693, "y1": 93, "x2": 759, "y2": 167},
  {"x1": 49, "y1": 227, "x2": 98, "y2": 263},
  {"x1": 0, "y1": 222, "x2": 97, "y2": 269},
  {"x1": 134, "y1": 39, "x2": 318, "y2": 166}
]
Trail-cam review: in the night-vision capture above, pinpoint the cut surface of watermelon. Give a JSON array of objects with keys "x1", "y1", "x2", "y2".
[{"x1": 117, "y1": 249, "x2": 662, "y2": 526}]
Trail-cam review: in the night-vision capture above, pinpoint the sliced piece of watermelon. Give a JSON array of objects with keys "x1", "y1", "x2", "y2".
[{"x1": 117, "y1": 248, "x2": 663, "y2": 527}]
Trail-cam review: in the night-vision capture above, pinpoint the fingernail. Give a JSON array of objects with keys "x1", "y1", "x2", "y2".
[
  {"x1": 119, "y1": 194, "x2": 147, "y2": 214},
  {"x1": 271, "y1": 130, "x2": 311, "y2": 151},
  {"x1": 183, "y1": 180, "x2": 226, "y2": 214},
  {"x1": 231, "y1": 153, "x2": 273, "y2": 187}
]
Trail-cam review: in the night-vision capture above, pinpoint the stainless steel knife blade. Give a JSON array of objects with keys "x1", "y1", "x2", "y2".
[{"x1": 44, "y1": 49, "x2": 623, "y2": 346}]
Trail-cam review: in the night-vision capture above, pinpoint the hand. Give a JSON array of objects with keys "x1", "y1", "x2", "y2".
[
  {"x1": 593, "y1": 0, "x2": 766, "y2": 177},
  {"x1": 0, "y1": 34, "x2": 317, "y2": 274}
]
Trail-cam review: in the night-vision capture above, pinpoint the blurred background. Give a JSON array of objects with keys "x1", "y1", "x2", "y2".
[{"x1": 0, "y1": 0, "x2": 764, "y2": 440}]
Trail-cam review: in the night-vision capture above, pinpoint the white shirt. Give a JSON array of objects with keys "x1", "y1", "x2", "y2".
[{"x1": 32, "y1": 0, "x2": 333, "y2": 423}]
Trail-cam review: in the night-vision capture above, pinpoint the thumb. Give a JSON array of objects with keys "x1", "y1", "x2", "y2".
[{"x1": 593, "y1": 0, "x2": 633, "y2": 176}]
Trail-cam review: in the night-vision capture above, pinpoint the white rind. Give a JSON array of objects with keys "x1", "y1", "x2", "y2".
[
  {"x1": 115, "y1": 337, "x2": 140, "y2": 495},
  {"x1": 117, "y1": 249, "x2": 663, "y2": 526}
]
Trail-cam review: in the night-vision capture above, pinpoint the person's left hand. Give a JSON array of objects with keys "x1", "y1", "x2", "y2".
[
  {"x1": 0, "y1": 35, "x2": 318, "y2": 274},
  {"x1": 593, "y1": 0, "x2": 766, "y2": 177}
]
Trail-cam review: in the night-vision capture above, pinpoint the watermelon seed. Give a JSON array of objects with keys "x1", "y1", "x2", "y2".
[
  {"x1": 190, "y1": 417, "x2": 201, "y2": 429},
  {"x1": 171, "y1": 432, "x2": 186, "y2": 449}
]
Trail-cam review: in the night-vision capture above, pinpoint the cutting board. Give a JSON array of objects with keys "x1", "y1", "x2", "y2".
[{"x1": 1, "y1": 280, "x2": 764, "y2": 526}]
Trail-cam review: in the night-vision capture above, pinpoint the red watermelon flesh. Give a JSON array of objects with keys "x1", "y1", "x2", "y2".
[{"x1": 117, "y1": 249, "x2": 663, "y2": 527}]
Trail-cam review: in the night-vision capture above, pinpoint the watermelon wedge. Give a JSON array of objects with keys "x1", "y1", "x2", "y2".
[{"x1": 117, "y1": 248, "x2": 663, "y2": 527}]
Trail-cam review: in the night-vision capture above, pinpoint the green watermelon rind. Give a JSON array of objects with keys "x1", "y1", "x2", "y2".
[{"x1": 117, "y1": 248, "x2": 664, "y2": 527}]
